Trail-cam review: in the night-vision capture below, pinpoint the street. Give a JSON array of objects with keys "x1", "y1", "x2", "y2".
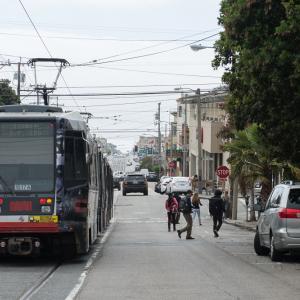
[{"x1": 77, "y1": 184, "x2": 300, "y2": 300}]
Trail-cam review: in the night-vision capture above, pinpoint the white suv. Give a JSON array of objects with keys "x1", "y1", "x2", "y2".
[{"x1": 254, "y1": 181, "x2": 300, "y2": 261}]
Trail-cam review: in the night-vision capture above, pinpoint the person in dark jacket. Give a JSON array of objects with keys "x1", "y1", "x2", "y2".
[
  {"x1": 173, "y1": 192, "x2": 181, "y2": 224},
  {"x1": 165, "y1": 193, "x2": 179, "y2": 232},
  {"x1": 209, "y1": 189, "x2": 225, "y2": 237},
  {"x1": 177, "y1": 190, "x2": 194, "y2": 240}
]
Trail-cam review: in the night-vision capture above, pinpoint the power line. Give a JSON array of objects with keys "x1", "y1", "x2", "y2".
[
  {"x1": 81, "y1": 30, "x2": 218, "y2": 64},
  {"x1": 88, "y1": 65, "x2": 222, "y2": 78},
  {"x1": 18, "y1": 0, "x2": 52, "y2": 57},
  {"x1": 71, "y1": 32, "x2": 219, "y2": 67},
  {"x1": 54, "y1": 83, "x2": 220, "y2": 89},
  {"x1": 18, "y1": 0, "x2": 81, "y2": 111},
  {"x1": 0, "y1": 31, "x2": 217, "y2": 43}
]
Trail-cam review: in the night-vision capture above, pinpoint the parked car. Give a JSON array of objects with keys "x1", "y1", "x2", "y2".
[
  {"x1": 165, "y1": 177, "x2": 192, "y2": 194},
  {"x1": 159, "y1": 177, "x2": 172, "y2": 194},
  {"x1": 114, "y1": 171, "x2": 125, "y2": 181},
  {"x1": 122, "y1": 174, "x2": 148, "y2": 196},
  {"x1": 147, "y1": 172, "x2": 158, "y2": 182},
  {"x1": 113, "y1": 177, "x2": 121, "y2": 190},
  {"x1": 254, "y1": 181, "x2": 300, "y2": 261}
]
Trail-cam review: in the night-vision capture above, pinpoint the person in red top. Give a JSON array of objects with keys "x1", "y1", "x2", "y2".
[{"x1": 165, "y1": 193, "x2": 179, "y2": 232}]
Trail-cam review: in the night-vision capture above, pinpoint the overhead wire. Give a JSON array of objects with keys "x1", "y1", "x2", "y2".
[
  {"x1": 18, "y1": 0, "x2": 82, "y2": 111},
  {"x1": 87, "y1": 65, "x2": 222, "y2": 78},
  {"x1": 78, "y1": 29, "x2": 219, "y2": 64},
  {"x1": 71, "y1": 32, "x2": 219, "y2": 67}
]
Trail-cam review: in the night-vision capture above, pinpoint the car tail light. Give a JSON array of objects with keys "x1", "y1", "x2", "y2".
[
  {"x1": 0, "y1": 198, "x2": 3, "y2": 205},
  {"x1": 278, "y1": 208, "x2": 300, "y2": 218}
]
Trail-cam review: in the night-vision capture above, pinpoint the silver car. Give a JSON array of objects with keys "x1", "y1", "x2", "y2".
[{"x1": 254, "y1": 182, "x2": 300, "y2": 261}]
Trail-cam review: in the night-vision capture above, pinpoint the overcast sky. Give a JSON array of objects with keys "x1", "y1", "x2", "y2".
[{"x1": 1, "y1": 0, "x2": 223, "y2": 152}]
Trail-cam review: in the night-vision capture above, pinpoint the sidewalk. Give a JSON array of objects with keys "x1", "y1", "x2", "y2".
[{"x1": 199, "y1": 192, "x2": 257, "y2": 232}]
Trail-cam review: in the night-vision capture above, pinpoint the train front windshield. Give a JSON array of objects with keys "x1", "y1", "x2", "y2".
[{"x1": 0, "y1": 121, "x2": 55, "y2": 193}]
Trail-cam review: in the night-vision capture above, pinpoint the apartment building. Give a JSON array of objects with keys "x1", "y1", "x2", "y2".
[{"x1": 168, "y1": 88, "x2": 230, "y2": 189}]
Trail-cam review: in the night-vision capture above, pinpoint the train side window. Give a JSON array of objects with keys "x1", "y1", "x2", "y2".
[
  {"x1": 64, "y1": 136, "x2": 88, "y2": 187},
  {"x1": 74, "y1": 138, "x2": 88, "y2": 181},
  {"x1": 64, "y1": 137, "x2": 75, "y2": 184}
]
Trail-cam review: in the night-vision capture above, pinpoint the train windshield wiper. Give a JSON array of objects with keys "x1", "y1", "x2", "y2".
[{"x1": 0, "y1": 175, "x2": 13, "y2": 193}]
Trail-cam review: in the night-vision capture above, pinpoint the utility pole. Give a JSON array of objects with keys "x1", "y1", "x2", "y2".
[
  {"x1": 17, "y1": 58, "x2": 21, "y2": 98},
  {"x1": 183, "y1": 96, "x2": 187, "y2": 177},
  {"x1": 196, "y1": 88, "x2": 202, "y2": 189},
  {"x1": 158, "y1": 102, "x2": 162, "y2": 175}
]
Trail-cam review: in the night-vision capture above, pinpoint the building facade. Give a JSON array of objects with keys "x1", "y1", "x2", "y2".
[{"x1": 167, "y1": 88, "x2": 230, "y2": 190}]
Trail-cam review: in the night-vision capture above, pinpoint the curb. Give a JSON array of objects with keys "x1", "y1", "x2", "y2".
[{"x1": 224, "y1": 220, "x2": 256, "y2": 232}]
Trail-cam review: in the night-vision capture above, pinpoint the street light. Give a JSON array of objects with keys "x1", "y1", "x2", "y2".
[{"x1": 190, "y1": 44, "x2": 214, "y2": 51}]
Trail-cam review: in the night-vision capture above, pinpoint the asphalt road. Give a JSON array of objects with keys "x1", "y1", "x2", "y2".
[
  {"x1": 1, "y1": 184, "x2": 300, "y2": 300},
  {"x1": 78, "y1": 184, "x2": 300, "y2": 300}
]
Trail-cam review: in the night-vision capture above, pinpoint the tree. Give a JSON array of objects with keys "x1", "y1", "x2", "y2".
[
  {"x1": 213, "y1": 0, "x2": 300, "y2": 166},
  {"x1": 223, "y1": 123, "x2": 300, "y2": 207},
  {"x1": 0, "y1": 79, "x2": 19, "y2": 105}
]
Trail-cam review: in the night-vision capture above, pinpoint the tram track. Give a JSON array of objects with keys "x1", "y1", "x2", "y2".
[{"x1": 18, "y1": 261, "x2": 61, "y2": 300}]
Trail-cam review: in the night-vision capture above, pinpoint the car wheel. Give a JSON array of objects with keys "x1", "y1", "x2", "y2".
[
  {"x1": 144, "y1": 190, "x2": 148, "y2": 196},
  {"x1": 270, "y1": 234, "x2": 282, "y2": 261},
  {"x1": 254, "y1": 231, "x2": 269, "y2": 256}
]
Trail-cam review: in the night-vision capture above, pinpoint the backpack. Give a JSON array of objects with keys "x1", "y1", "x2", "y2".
[{"x1": 179, "y1": 196, "x2": 190, "y2": 213}]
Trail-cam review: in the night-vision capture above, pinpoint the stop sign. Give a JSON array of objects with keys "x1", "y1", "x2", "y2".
[{"x1": 216, "y1": 165, "x2": 230, "y2": 179}]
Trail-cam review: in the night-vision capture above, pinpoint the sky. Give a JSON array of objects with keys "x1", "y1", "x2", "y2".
[{"x1": 0, "y1": 0, "x2": 224, "y2": 152}]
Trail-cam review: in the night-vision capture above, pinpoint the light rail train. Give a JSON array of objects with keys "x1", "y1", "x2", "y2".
[{"x1": 0, "y1": 105, "x2": 113, "y2": 257}]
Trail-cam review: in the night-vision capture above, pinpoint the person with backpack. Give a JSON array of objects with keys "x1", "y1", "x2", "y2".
[
  {"x1": 165, "y1": 193, "x2": 179, "y2": 232},
  {"x1": 173, "y1": 192, "x2": 181, "y2": 224},
  {"x1": 209, "y1": 189, "x2": 225, "y2": 237},
  {"x1": 177, "y1": 190, "x2": 194, "y2": 240},
  {"x1": 191, "y1": 192, "x2": 203, "y2": 226}
]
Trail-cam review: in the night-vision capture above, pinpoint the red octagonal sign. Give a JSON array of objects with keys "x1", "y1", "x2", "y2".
[{"x1": 216, "y1": 165, "x2": 230, "y2": 179}]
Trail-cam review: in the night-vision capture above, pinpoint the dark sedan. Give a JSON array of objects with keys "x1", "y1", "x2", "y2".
[
  {"x1": 147, "y1": 172, "x2": 158, "y2": 182},
  {"x1": 122, "y1": 174, "x2": 148, "y2": 196}
]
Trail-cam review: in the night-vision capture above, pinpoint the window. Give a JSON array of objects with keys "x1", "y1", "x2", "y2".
[
  {"x1": 266, "y1": 187, "x2": 283, "y2": 209},
  {"x1": 64, "y1": 135, "x2": 88, "y2": 187},
  {"x1": 178, "y1": 106, "x2": 182, "y2": 117},
  {"x1": 287, "y1": 188, "x2": 300, "y2": 209},
  {"x1": 0, "y1": 121, "x2": 55, "y2": 193}
]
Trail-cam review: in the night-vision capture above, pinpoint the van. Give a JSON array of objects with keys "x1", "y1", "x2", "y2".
[{"x1": 254, "y1": 181, "x2": 300, "y2": 261}]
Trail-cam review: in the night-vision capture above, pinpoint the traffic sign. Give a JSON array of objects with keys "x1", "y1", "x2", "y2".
[{"x1": 216, "y1": 165, "x2": 230, "y2": 179}]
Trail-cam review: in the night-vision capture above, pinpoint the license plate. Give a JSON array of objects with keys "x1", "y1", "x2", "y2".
[
  {"x1": 29, "y1": 216, "x2": 58, "y2": 223},
  {"x1": 133, "y1": 180, "x2": 138, "y2": 184}
]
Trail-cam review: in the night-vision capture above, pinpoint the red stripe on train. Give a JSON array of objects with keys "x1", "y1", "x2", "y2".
[{"x1": 0, "y1": 222, "x2": 59, "y2": 233}]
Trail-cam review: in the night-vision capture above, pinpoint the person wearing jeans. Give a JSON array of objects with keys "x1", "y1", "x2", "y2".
[
  {"x1": 177, "y1": 190, "x2": 194, "y2": 240},
  {"x1": 191, "y1": 192, "x2": 202, "y2": 225}
]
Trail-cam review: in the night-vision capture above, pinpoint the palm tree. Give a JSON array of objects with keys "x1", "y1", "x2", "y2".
[{"x1": 223, "y1": 124, "x2": 279, "y2": 220}]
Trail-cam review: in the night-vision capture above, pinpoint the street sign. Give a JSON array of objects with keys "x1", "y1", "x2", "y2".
[{"x1": 216, "y1": 165, "x2": 230, "y2": 179}]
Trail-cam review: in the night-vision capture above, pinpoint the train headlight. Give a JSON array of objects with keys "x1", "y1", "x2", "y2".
[{"x1": 41, "y1": 206, "x2": 51, "y2": 213}]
